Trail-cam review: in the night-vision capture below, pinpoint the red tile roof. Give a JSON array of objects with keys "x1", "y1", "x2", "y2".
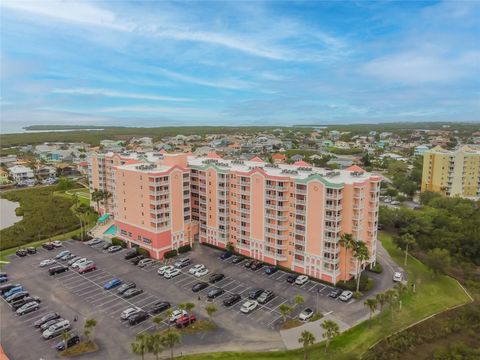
[
  {"x1": 250, "y1": 156, "x2": 265, "y2": 162},
  {"x1": 293, "y1": 160, "x2": 311, "y2": 167},
  {"x1": 346, "y1": 165, "x2": 365, "y2": 172},
  {"x1": 207, "y1": 152, "x2": 222, "y2": 159}
]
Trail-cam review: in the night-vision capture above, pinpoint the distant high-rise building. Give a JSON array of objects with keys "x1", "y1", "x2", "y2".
[{"x1": 421, "y1": 145, "x2": 480, "y2": 198}]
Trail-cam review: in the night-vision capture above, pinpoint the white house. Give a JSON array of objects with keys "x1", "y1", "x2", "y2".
[
  {"x1": 9, "y1": 165, "x2": 35, "y2": 183},
  {"x1": 414, "y1": 145, "x2": 430, "y2": 156}
]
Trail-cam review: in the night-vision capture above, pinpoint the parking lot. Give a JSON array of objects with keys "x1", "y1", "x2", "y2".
[{"x1": 1, "y1": 239, "x2": 378, "y2": 359}]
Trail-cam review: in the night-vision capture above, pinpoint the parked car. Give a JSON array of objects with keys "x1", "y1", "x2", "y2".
[
  {"x1": 0, "y1": 276, "x2": 8, "y2": 284},
  {"x1": 231, "y1": 256, "x2": 244, "y2": 264},
  {"x1": 339, "y1": 290, "x2": 353, "y2": 302},
  {"x1": 117, "y1": 282, "x2": 136, "y2": 295},
  {"x1": 393, "y1": 272, "x2": 403, "y2": 282},
  {"x1": 67, "y1": 256, "x2": 82, "y2": 266},
  {"x1": 55, "y1": 334, "x2": 80, "y2": 351},
  {"x1": 42, "y1": 242, "x2": 55, "y2": 251},
  {"x1": 164, "y1": 268, "x2": 181, "y2": 279},
  {"x1": 286, "y1": 274, "x2": 299, "y2": 283},
  {"x1": 328, "y1": 288, "x2": 343, "y2": 298},
  {"x1": 192, "y1": 282, "x2": 209, "y2": 293},
  {"x1": 123, "y1": 288, "x2": 143, "y2": 299},
  {"x1": 248, "y1": 288, "x2": 264, "y2": 300},
  {"x1": 240, "y1": 300, "x2": 258, "y2": 314},
  {"x1": 72, "y1": 260, "x2": 93, "y2": 270},
  {"x1": 60, "y1": 254, "x2": 75, "y2": 261},
  {"x1": 194, "y1": 268, "x2": 209, "y2": 277},
  {"x1": 104, "y1": 278, "x2": 122, "y2": 290},
  {"x1": 16, "y1": 301, "x2": 40, "y2": 316},
  {"x1": 34, "y1": 312, "x2": 60, "y2": 327},
  {"x1": 295, "y1": 275, "x2": 309, "y2": 285},
  {"x1": 138, "y1": 258, "x2": 155, "y2": 268},
  {"x1": 207, "y1": 288, "x2": 224, "y2": 299},
  {"x1": 49, "y1": 265, "x2": 68, "y2": 276},
  {"x1": 4, "y1": 286, "x2": 24, "y2": 298},
  {"x1": 102, "y1": 242, "x2": 113, "y2": 250},
  {"x1": 0, "y1": 283, "x2": 21, "y2": 296},
  {"x1": 128, "y1": 311, "x2": 149, "y2": 325},
  {"x1": 209, "y1": 273, "x2": 225, "y2": 284},
  {"x1": 41, "y1": 318, "x2": 64, "y2": 331},
  {"x1": 55, "y1": 250, "x2": 71, "y2": 260},
  {"x1": 244, "y1": 260, "x2": 254, "y2": 269},
  {"x1": 169, "y1": 309, "x2": 187, "y2": 323},
  {"x1": 188, "y1": 264, "x2": 205, "y2": 275},
  {"x1": 11, "y1": 296, "x2": 41, "y2": 311},
  {"x1": 51, "y1": 241, "x2": 63, "y2": 247},
  {"x1": 223, "y1": 294, "x2": 241, "y2": 307},
  {"x1": 70, "y1": 258, "x2": 88, "y2": 269},
  {"x1": 299, "y1": 308, "x2": 314, "y2": 321},
  {"x1": 107, "y1": 245, "x2": 122, "y2": 253},
  {"x1": 219, "y1": 252, "x2": 232, "y2": 260},
  {"x1": 42, "y1": 320, "x2": 71, "y2": 339},
  {"x1": 16, "y1": 249, "x2": 27, "y2": 257},
  {"x1": 176, "y1": 314, "x2": 196, "y2": 328},
  {"x1": 264, "y1": 266, "x2": 278, "y2": 275},
  {"x1": 121, "y1": 307, "x2": 141, "y2": 320},
  {"x1": 6, "y1": 290, "x2": 29, "y2": 303},
  {"x1": 257, "y1": 290, "x2": 275, "y2": 304},
  {"x1": 148, "y1": 301, "x2": 170, "y2": 314},
  {"x1": 87, "y1": 238, "x2": 103, "y2": 246},
  {"x1": 130, "y1": 255, "x2": 146, "y2": 265},
  {"x1": 174, "y1": 258, "x2": 191, "y2": 268},
  {"x1": 78, "y1": 263, "x2": 96, "y2": 274},
  {"x1": 250, "y1": 261, "x2": 263, "y2": 271},
  {"x1": 157, "y1": 265, "x2": 174, "y2": 275},
  {"x1": 26, "y1": 247, "x2": 37, "y2": 254},
  {"x1": 124, "y1": 250, "x2": 138, "y2": 260},
  {"x1": 39, "y1": 259, "x2": 56, "y2": 267}
]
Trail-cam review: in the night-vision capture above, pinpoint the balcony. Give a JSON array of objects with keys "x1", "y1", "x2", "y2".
[
  {"x1": 325, "y1": 203, "x2": 342, "y2": 211},
  {"x1": 324, "y1": 214, "x2": 342, "y2": 222},
  {"x1": 296, "y1": 188, "x2": 307, "y2": 195},
  {"x1": 326, "y1": 192, "x2": 343, "y2": 201},
  {"x1": 295, "y1": 217, "x2": 306, "y2": 225},
  {"x1": 295, "y1": 198, "x2": 306, "y2": 205},
  {"x1": 324, "y1": 225, "x2": 341, "y2": 232}
]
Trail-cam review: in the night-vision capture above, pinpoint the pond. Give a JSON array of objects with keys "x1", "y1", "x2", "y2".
[{"x1": 0, "y1": 198, "x2": 23, "y2": 230}]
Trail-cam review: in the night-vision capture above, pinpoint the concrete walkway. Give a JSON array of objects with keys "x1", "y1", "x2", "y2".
[{"x1": 88, "y1": 219, "x2": 114, "y2": 239}]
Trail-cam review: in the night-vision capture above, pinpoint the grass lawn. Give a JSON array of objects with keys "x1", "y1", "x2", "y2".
[
  {"x1": 180, "y1": 232, "x2": 471, "y2": 360},
  {"x1": 55, "y1": 188, "x2": 90, "y2": 206}
]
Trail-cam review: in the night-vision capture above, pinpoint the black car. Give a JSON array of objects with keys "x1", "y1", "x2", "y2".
[
  {"x1": 117, "y1": 282, "x2": 136, "y2": 295},
  {"x1": 219, "y1": 251, "x2": 232, "y2": 260},
  {"x1": 34, "y1": 312, "x2": 60, "y2": 327},
  {"x1": 0, "y1": 283, "x2": 21, "y2": 296},
  {"x1": 16, "y1": 249, "x2": 27, "y2": 257},
  {"x1": 48, "y1": 265, "x2": 68, "y2": 275},
  {"x1": 258, "y1": 290, "x2": 275, "y2": 304},
  {"x1": 123, "y1": 288, "x2": 143, "y2": 299},
  {"x1": 250, "y1": 261, "x2": 264, "y2": 271},
  {"x1": 244, "y1": 260, "x2": 254, "y2": 269},
  {"x1": 192, "y1": 282, "x2": 209, "y2": 292},
  {"x1": 231, "y1": 256, "x2": 244, "y2": 264},
  {"x1": 27, "y1": 247, "x2": 37, "y2": 254},
  {"x1": 124, "y1": 250, "x2": 138, "y2": 260},
  {"x1": 128, "y1": 311, "x2": 149, "y2": 325},
  {"x1": 223, "y1": 293, "x2": 241, "y2": 307},
  {"x1": 207, "y1": 288, "x2": 224, "y2": 299},
  {"x1": 130, "y1": 255, "x2": 146, "y2": 265},
  {"x1": 286, "y1": 274, "x2": 299, "y2": 283},
  {"x1": 209, "y1": 273, "x2": 225, "y2": 284},
  {"x1": 264, "y1": 266, "x2": 278, "y2": 275},
  {"x1": 55, "y1": 334, "x2": 80, "y2": 351},
  {"x1": 328, "y1": 288, "x2": 343, "y2": 298},
  {"x1": 248, "y1": 288, "x2": 264, "y2": 300},
  {"x1": 11, "y1": 296, "x2": 41, "y2": 311},
  {"x1": 42, "y1": 243, "x2": 55, "y2": 251},
  {"x1": 149, "y1": 301, "x2": 170, "y2": 314}
]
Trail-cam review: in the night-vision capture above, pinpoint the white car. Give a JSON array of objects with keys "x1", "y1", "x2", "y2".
[
  {"x1": 39, "y1": 259, "x2": 56, "y2": 267},
  {"x1": 71, "y1": 259, "x2": 91, "y2": 269},
  {"x1": 393, "y1": 272, "x2": 403, "y2": 282},
  {"x1": 240, "y1": 300, "x2": 258, "y2": 314},
  {"x1": 298, "y1": 308, "x2": 314, "y2": 321},
  {"x1": 52, "y1": 241, "x2": 63, "y2": 247},
  {"x1": 339, "y1": 290, "x2": 353, "y2": 302},
  {"x1": 164, "y1": 268, "x2": 181, "y2": 279},
  {"x1": 295, "y1": 275, "x2": 309, "y2": 285},
  {"x1": 42, "y1": 320, "x2": 70, "y2": 339},
  {"x1": 138, "y1": 258, "x2": 155, "y2": 267},
  {"x1": 55, "y1": 250, "x2": 70, "y2": 259},
  {"x1": 188, "y1": 264, "x2": 205, "y2": 275},
  {"x1": 121, "y1": 307, "x2": 141, "y2": 320},
  {"x1": 194, "y1": 268, "x2": 209, "y2": 278},
  {"x1": 157, "y1": 265, "x2": 174, "y2": 275},
  {"x1": 169, "y1": 309, "x2": 187, "y2": 323}
]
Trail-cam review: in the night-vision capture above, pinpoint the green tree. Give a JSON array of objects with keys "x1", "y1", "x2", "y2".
[
  {"x1": 394, "y1": 283, "x2": 408, "y2": 311},
  {"x1": 353, "y1": 241, "x2": 370, "y2": 292},
  {"x1": 147, "y1": 333, "x2": 164, "y2": 360},
  {"x1": 61, "y1": 330, "x2": 71, "y2": 347},
  {"x1": 376, "y1": 292, "x2": 387, "y2": 313},
  {"x1": 131, "y1": 333, "x2": 149, "y2": 360},
  {"x1": 83, "y1": 318, "x2": 97, "y2": 342},
  {"x1": 279, "y1": 303, "x2": 293, "y2": 323},
  {"x1": 205, "y1": 303, "x2": 218, "y2": 321},
  {"x1": 298, "y1": 330, "x2": 316, "y2": 360},
  {"x1": 293, "y1": 295, "x2": 305, "y2": 308},
  {"x1": 394, "y1": 233, "x2": 416, "y2": 266},
  {"x1": 364, "y1": 298, "x2": 378, "y2": 327},
  {"x1": 385, "y1": 289, "x2": 398, "y2": 321},
  {"x1": 339, "y1": 233, "x2": 356, "y2": 281},
  {"x1": 321, "y1": 319, "x2": 340, "y2": 353},
  {"x1": 425, "y1": 248, "x2": 451, "y2": 277},
  {"x1": 179, "y1": 302, "x2": 195, "y2": 325},
  {"x1": 91, "y1": 189, "x2": 103, "y2": 214},
  {"x1": 160, "y1": 330, "x2": 181, "y2": 360},
  {"x1": 152, "y1": 315, "x2": 164, "y2": 331},
  {"x1": 164, "y1": 308, "x2": 174, "y2": 329}
]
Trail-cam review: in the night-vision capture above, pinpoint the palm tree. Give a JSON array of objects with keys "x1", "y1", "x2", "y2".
[
  {"x1": 179, "y1": 302, "x2": 195, "y2": 325},
  {"x1": 279, "y1": 303, "x2": 293, "y2": 323},
  {"x1": 91, "y1": 190, "x2": 103, "y2": 214},
  {"x1": 385, "y1": 289, "x2": 398, "y2": 320},
  {"x1": 394, "y1": 283, "x2": 408, "y2": 310},
  {"x1": 84, "y1": 318, "x2": 97, "y2": 342},
  {"x1": 339, "y1": 233, "x2": 356, "y2": 281},
  {"x1": 152, "y1": 315, "x2": 164, "y2": 330},
  {"x1": 321, "y1": 319, "x2": 340, "y2": 353},
  {"x1": 101, "y1": 191, "x2": 112, "y2": 214},
  {"x1": 131, "y1": 333, "x2": 149, "y2": 360},
  {"x1": 61, "y1": 330, "x2": 71, "y2": 347},
  {"x1": 205, "y1": 304, "x2": 218, "y2": 321},
  {"x1": 353, "y1": 241, "x2": 369, "y2": 292},
  {"x1": 164, "y1": 308, "x2": 174, "y2": 329},
  {"x1": 364, "y1": 298, "x2": 378, "y2": 327},
  {"x1": 293, "y1": 295, "x2": 305, "y2": 308},
  {"x1": 401, "y1": 233, "x2": 416, "y2": 266},
  {"x1": 147, "y1": 333, "x2": 164, "y2": 360},
  {"x1": 298, "y1": 330, "x2": 316, "y2": 360},
  {"x1": 160, "y1": 330, "x2": 181, "y2": 360}
]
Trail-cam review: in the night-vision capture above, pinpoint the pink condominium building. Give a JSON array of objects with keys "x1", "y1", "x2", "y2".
[{"x1": 89, "y1": 152, "x2": 381, "y2": 284}]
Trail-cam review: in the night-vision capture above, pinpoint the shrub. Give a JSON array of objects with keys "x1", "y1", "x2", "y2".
[
  {"x1": 368, "y1": 263, "x2": 383, "y2": 274},
  {"x1": 164, "y1": 249, "x2": 178, "y2": 259},
  {"x1": 15, "y1": 207, "x2": 24, "y2": 216},
  {"x1": 337, "y1": 273, "x2": 373, "y2": 292},
  {"x1": 353, "y1": 291, "x2": 363, "y2": 299},
  {"x1": 111, "y1": 237, "x2": 126, "y2": 248},
  {"x1": 178, "y1": 244, "x2": 192, "y2": 254},
  {"x1": 137, "y1": 247, "x2": 150, "y2": 257}
]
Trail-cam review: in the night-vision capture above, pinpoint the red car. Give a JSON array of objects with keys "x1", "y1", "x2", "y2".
[
  {"x1": 78, "y1": 263, "x2": 96, "y2": 274},
  {"x1": 176, "y1": 314, "x2": 196, "y2": 328}
]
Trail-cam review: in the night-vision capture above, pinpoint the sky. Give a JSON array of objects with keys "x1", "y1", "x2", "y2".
[{"x1": 1, "y1": 0, "x2": 479, "y2": 130}]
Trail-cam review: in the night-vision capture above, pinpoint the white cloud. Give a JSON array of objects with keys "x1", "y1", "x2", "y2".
[
  {"x1": 97, "y1": 105, "x2": 218, "y2": 117},
  {"x1": 51, "y1": 88, "x2": 192, "y2": 102}
]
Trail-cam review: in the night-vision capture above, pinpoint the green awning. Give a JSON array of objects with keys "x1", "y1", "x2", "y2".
[{"x1": 97, "y1": 213, "x2": 110, "y2": 222}]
